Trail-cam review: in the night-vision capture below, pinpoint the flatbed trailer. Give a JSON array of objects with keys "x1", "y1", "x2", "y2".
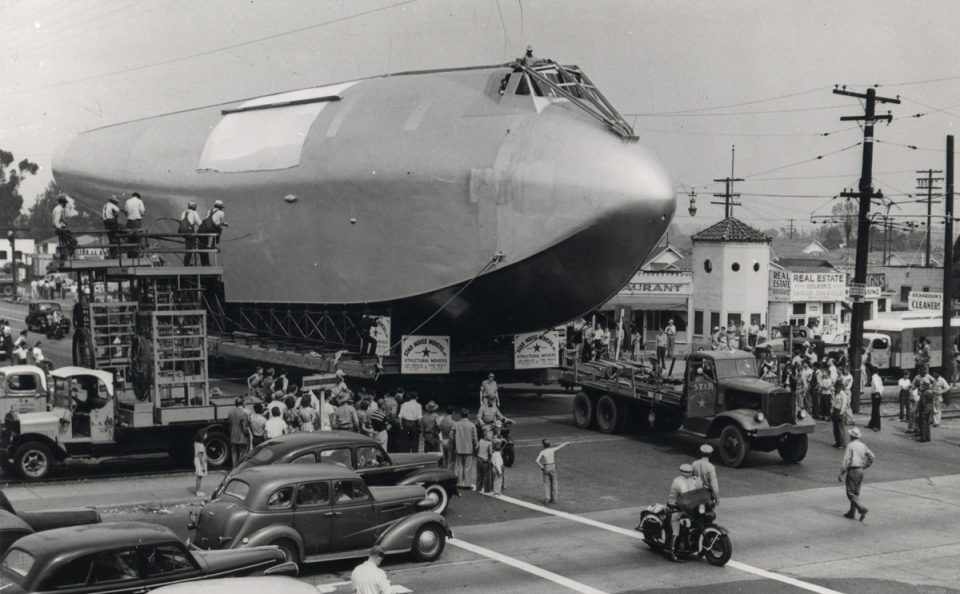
[{"x1": 561, "y1": 350, "x2": 816, "y2": 467}]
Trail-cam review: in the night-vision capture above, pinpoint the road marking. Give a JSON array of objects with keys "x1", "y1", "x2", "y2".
[
  {"x1": 486, "y1": 493, "x2": 845, "y2": 594},
  {"x1": 449, "y1": 537, "x2": 609, "y2": 594},
  {"x1": 315, "y1": 581, "x2": 411, "y2": 593}
]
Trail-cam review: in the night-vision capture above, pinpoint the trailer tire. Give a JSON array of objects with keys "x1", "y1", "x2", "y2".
[
  {"x1": 595, "y1": 395, "x2": 622, "y2": 434},
  {"x1": 572, "y1": 392, "x2": 595, "y2": 429},
  {"x1": 777, "y1": 434, "x2": 808, "y2": 464},
  {"x1": 718, "y1": 424, "x2": 750, "y2": 468},
  {"x1": 203, "y1": 432, "x2": 230, "y2": 469}
]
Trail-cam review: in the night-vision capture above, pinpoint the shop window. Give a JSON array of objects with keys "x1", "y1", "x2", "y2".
[
  {"x1": 703, "y1": 259, "x2": 712, "y2": 273},
  {"x1": 727, "y1": 313, "x2": 742, "y2": 327},
  {"x1": 900, "y1": 286, "x2": 911, "y2": 302},
  {"x1": 878, "y1": 298, "x2": 887, "y2": 312},
  {"x1": 922, "y1": 286, "x2": 930, "y2": 292},
  {"x1": 694, "y1": 311, "x2": 704, "y2": 336},
  {"x1": 792, "y1": 303, "x2": 807, "y2": 315},
  {"x1": 750, "y1": 313, "x2": 761, "y2": 326},
  {"x1": 0, "y1": 251, "x2": 6, "y2": 260},
  {"x1": 709, "y1": 312, "x2": 720, "y2": 332},
  {"x1": 731, "y1": 262, "x2": 740, "y2": 272},
  {"x1": 753, "y1": 262, "x2": 760, "y2": 272},
  {"x1": 822, "y1": 303, "x2": 835, "y2": 315}
]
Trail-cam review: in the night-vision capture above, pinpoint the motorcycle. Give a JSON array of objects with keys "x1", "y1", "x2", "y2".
[
  {"x1": 636, "y1": 489, "x2": 732, "y2": 567},
  {"x1": 499, "y1": 420, "x2": 515, "y2": 468}
]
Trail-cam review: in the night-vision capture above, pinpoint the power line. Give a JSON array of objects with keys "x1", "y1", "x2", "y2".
[
  {"x1": 739, "y1": 142, "x2": 863, "y2": 178},
  {"x1": 635, "y1": 125, "x2": 858, "y2": 138},
  {"x1": 623, "y1": 104, "x2": 850, "y2": 118},
  {"x1": 4, "y1": 0, "x2": 419, "y2": 97},
  {"x1": 623, "y1": 87, "x2": 825, "y2": 116}
]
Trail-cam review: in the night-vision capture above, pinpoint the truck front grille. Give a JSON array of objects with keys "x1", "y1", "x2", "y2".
[{"x1": 766, "y1": 390, "x2": 795, "y2": 425}]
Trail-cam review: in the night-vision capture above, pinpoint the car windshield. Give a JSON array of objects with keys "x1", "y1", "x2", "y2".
[
  {"x1": 1, "y1": 548, "x2": 35, "y2": 585},
  {"x1": 222, "y1": 479, "x2": 250, "y2": 501},
  {"x1": 715, "y1": 358, "x2": 759, "y2": 379}
]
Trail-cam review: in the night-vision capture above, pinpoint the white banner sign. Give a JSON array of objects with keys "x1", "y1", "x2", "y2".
[
  {"x1": 790, "y1": 272, "x2": 847, "y2": 302},
  {"x1": 908, "y1": 291, "x2": 942, "y2": 312},
  {"x1": 400, "y1": 335, "x2": 450, "y2": 375},
  {"x1": 514, "y1": 330, "x2": 561, "y2": 369}
]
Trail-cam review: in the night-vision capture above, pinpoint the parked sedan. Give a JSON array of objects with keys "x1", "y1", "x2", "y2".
[
  {"x1": 0, "y1": 490, "x2": 100, "y2": 555},
  {"x1": 223, "y1": 431, "x2": 457, "y2": 513},
  {"x1": 0, "y1": 522, "x2": 295, "y2": 594},
  {"x1": 194, "y1": 464, "x2": 450, "y2": 567}
]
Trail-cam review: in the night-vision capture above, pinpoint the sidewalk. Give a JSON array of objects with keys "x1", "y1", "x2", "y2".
[{"x1": 3, "y1": 470, "x2": 227, "y2": 511}]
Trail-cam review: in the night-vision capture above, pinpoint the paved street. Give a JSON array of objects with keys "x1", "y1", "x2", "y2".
[{"x1": 5, "y1": 391, "x2": 960, "y2": 594}]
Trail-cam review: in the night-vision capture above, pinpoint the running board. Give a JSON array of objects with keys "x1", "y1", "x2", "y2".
[{"x1": 303, "y1": 546, "x2": 408, "y2": 564}]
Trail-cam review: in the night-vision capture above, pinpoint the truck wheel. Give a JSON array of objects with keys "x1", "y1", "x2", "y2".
[
  {"x1": 595, "y1": 395, "x2": 622, "y2": 434},
  {"x1": 777, "y1": 434, "x2": 808, "y2": 464},
  {"x1": 203, "y1": 433, "x2": 230, "y2": 468},
  {"x1": 15, "y1": 441, "x2": 55, "y2": 480},
  {"x1": 717, "y1": 425, "x2": 749, "y2": 468},
  {"x1": 572, "y1": 392, "x2": 594, "y2": 429}
]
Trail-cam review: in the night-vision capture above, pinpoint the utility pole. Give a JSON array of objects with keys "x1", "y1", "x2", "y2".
[
  {"x1": 916, "y1": 169, "x2": 943, "y2": 267},
  {"x1": 712, "y1": 145, "x2": 743, "y2": 218},
  {"x1": 834, "y1": 85, "x2": 899, "y2": 411},
  {"x1": 943, "y1": 137, "x2": 955, "y2": 381},
  {"x1": 787, "y1": 218, "x2": 796, "y2": 239}
]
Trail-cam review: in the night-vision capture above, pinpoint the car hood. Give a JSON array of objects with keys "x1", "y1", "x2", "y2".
[
  {"x1": 370, "y1": 485, "x2": 426, "y2": 504},
  {"x1": 720, "y1": 376, "x2": 779, "y2": 395},
  {"x1": 194, "y1": 545, "x2": 284, "y2": 572},
  {"x1": 389, "y1": 452, "x2": 442, "y2": 468}
]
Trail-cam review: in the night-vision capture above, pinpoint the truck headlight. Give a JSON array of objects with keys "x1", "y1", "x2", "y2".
[
  {"x1": 754, "y1": 412, "x2": 765, "y2": 423},
  {"x1": 798, "y1": 410, "x2": 807, "y2": 420}
]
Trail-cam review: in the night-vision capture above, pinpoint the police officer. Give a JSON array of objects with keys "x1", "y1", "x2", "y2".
[
  {"x1": 666, "y1": 463, "x2": 702, "y2": 561},
  {"x1": 691, "y1": 444, "x2": 719, "y2": 505},
  {"x1": 179, "y1": 201, "x2": 201, "y2": 266},
  {"x1": 199, "y1": 200, "x2": 228, "y2": 265},
  {"x1": 101, "y1": 195, "x2": 122, "y2": 257}
]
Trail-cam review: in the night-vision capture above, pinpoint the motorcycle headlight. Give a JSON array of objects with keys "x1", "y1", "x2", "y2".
[
  {"x1": 698, "y1": 504, "x2": 705, "y2": 514},
  {"x1": 754, "y1": 412, "x2": 765, "y2": 423}
]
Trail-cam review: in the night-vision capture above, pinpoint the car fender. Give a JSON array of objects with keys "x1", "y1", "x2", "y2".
[
  {"x1": 375, "y1": 511, "x2": 450, "y2": 555},
  {"x1": 240, "y1": 525, "x2": 304, "y2": 559},
  {"x1": 707, "y1": 410, "x2": 760, "y2": 436},
  {"x1": 397, "y1": 468, "x2": 458, "y2": 492}
]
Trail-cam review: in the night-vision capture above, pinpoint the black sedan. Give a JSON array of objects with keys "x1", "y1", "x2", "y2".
[
  {"x1": 0, "y1": 522, "x2": 295, "y2": 594},
  {"x1": 0, "y1": 490, "x2": 100, "y2": 556},
  {"x1": 224, "y1": 432, "x2": 457, "y2": 513}
]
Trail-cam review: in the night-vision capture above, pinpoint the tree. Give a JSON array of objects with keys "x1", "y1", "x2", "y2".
[
  {"x1": 27, "y1": 180, "x2": 61, "y2": 238},
  {"x1": 0, "y1": 149, "x2": 39, "y2": 228},
  {"x1": 831, "y1": 197, "x2": 857, "y2": 246}
]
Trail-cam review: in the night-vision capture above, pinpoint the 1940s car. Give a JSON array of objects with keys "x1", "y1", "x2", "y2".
[
  {"x1": 0, "y1": 490, "x2": 100, "y2": 555},
  {"x1": 0, "y1": 522, "x2": 296, "y2": 594},
  {"x1": 221, "y1": 431, "x2": 457, "y2": 514},
  {"x1": 24, "y1": 303, "x2": 70, "y2": 340},
  {"x1": 194, "y1": 464, "x2": 451, "y2": 567}
]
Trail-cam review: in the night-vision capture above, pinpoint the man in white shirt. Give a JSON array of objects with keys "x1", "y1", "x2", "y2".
[
  {"x1": 839, "y1": 427, "x2": 874, "y2": 522},
  {"x1": 52, "y1": 195, "x2": 75, "y2": 260},
  {"x1": 350, "y1": 546, "x2": 391, "y2": 594},
  {"x1": 200, "y1": 200, "x2": 229, "y2": 265},
  {"x1": 398, "y1": 393, "x2": 423, "y2": 453},
  {"x1": 536, "y1": 439, "x2": 570, "y2": 504},
  {"x1": 124, "y1": 192, "x2": 146, "y2": 257},
  {"x1": 101, "y1": 196, "x2": 122, "y2": 257},
  {"x1": 264, "y1": 407, "x2": 287, "y2": 439},
  {"x1": 179, "y1": 202, "x2": 202, "y2": 266},
  {"x1": 897, "y1": 371, "x2": 911, "y2": 422}
]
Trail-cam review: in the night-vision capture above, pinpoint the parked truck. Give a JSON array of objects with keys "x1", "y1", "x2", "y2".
[{"x1": 561, "y1": 350, "x2": 815, "y2": 467}]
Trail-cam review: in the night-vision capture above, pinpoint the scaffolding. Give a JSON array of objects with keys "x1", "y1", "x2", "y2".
[{"x1": 57, "y1": 231, "x2": 223, "y2": 426}]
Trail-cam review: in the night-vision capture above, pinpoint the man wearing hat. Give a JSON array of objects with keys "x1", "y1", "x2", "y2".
[
  {"x1": 420, "y1": 401, "x2": 441, "y2": 453},
  {"x1": 124, "y1": 191, "x2": 146, "y2": 258},
  {"x1": 667, "y1": 463, "x2": 703, "y2": 561},
  {"x1": 179, "y1": 201, "x2": 202, "y2": 266},
  {"x1": 332, "y1": 392, "x2": 360, "y2": 433},
  {"x1": 199, "y1": 200, "x2": 228, "y2": 265},
  {"x1": 691, "y1": 444, "x2": 719, "y2": 505},
  {"x1": 52, "y1": 195, "x2": 76, "y2": 260},
  {"x1": 101, "y1": 195, "x2": 123, "y2": 257},
  {"x1": 839, "y1": 426, "x2": 874, "y2": 521}
]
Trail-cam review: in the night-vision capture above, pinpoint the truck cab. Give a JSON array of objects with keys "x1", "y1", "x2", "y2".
[
  {"x1": 0, "y1": 365, "x2": 50, "y2": 420},
  {"x1": 682, "y1": 351, "x2": 814, "y2": 467}
]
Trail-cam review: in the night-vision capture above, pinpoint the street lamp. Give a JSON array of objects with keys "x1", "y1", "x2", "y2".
[{"x1": 6, "y1": 230, "x2": 16, "y2": 300}]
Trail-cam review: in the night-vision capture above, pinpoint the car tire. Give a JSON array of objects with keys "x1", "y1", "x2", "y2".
[
  {"x1": 411, "y1": 523, "x2": 446, "y2": 562},
  {"x1": 423, "y1": 484, "x2": 449, "y2": 514},
  {"x1": 203, "y1": 432, "x2": 230, "y2": 468},
  {"x1": 15, "y1": 441, "x2": 54, "y2": 480},
  {"x1": 272, "y1": 539, "x2": 300, "y2": 566}
]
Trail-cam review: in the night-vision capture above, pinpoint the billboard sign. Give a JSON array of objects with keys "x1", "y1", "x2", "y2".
[
  {"x1": 514, "y1": 330, "x2": 561, "y2": 369},
  {"x1": 401, "y1": 335, "x2": 450, "y2": 374},
  {"x1": 908, "y1": 291, "x2": 942, "y2": 312}
]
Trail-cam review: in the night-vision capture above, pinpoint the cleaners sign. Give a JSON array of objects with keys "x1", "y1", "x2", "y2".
[
  {"x1": 514, "y1": 330, "x2": 561, "y2": 369},
  {"x1": 908, "y1": 291, "x2": 942, "y2": 312},
  {"x1": 401, "y1": 335, "x2": 450, "y2": 374}
]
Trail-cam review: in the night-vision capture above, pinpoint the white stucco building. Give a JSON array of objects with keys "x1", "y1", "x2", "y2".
[{"x1": 690, "y1": 218, "x2": 771, "y2": 347}]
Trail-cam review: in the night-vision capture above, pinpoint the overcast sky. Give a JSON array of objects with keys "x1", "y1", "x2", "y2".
[{"x1": 2, "y1": 0, "x2": 959, "y2": 241}]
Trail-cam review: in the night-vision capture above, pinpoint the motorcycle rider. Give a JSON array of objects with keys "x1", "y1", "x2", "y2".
[
  {"x1": 666, "y1": 463, "x2": 703, "y2": 561},
  {"x1": 691, "y1": 444, "x2": 719, "y2": 505}
]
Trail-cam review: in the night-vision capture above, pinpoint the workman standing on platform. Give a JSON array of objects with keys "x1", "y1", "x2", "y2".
[
  {"x1": 124, "y1": 192, "x2": 146, "y2": 257},
  {"x1": 52, "y1": 195, "x2": 75, "y2": 261},
  {"x1": 839, "y1": 427, "x2": 874, "y2": 521},
  {"x1": 691, "y1": 444, "x2": 719, "y2": 504},
  {"x1": 179, "y1": 201, "x2": 202, "y2": 266},
  {"x1": 199, "y1": 200, "x2": 228, "y2": 265},
  {"x1": 101, "y1": 195, "x2": 122, "y2": 257}
]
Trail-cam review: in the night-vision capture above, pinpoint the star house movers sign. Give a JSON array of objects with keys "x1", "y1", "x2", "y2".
[{"x1": 401, "y1": 335, "x2": 451, "y2": 374}]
